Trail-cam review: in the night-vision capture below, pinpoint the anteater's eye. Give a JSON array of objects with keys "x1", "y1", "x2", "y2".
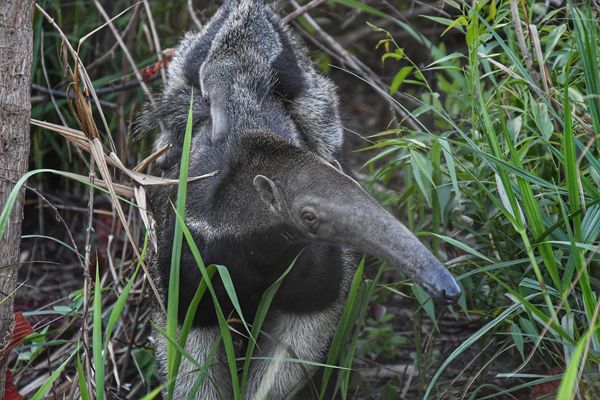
[{"x1": 301, "y1": 211, "x2": 318, "y2": 226}]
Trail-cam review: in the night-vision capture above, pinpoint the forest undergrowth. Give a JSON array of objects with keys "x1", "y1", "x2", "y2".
[{"x1": 1, "y1": 0, "x2": 599, "y2": 399}]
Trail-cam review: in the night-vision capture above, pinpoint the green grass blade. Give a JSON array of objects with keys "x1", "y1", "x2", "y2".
[
  {"x1": 140, "y1": 386, "x2": 163, "y2": 400},
  {"x1": 319, "y1": 257, "x2": 365, "y2": 399},
  {"x1": 31, "y1": 349, "x2": 77, "y2": 400},
  {"x1": 166, "y1": 89, "x2": 195, "y2": 399},
  {"x1": 556, "y1": 328, "x2": 593, "y2": 400},
  {"x1": 173, "y1": 264, "x2": 216, "y2": 393},
  {"x1": 562, "y1": 48, "x2": 597, "y2": 345},
  {"x1": 76, "y1": 350, "x2": 90, "y2": 400},
  {"x1": 240, "y1": 253, "x2": 302, "y2": 395},
  {"x1": 337, "y1": 279, "x2": 376, "y2": 398},
  {"x1": 214, "y1": 264, "x2": 252, "y2": 337},
  {"x1": 172, "y1": 208, "x2": 241, "y2": 399},
  {"x1": 93, "y1": 262, "x2": 105, "y2": 400},
  {"x1": 104, "y1": 234, "x2": 147, "y2": 350},
  {"x1": 424, "y1": 298, "x2": 529, "y2": 399},
  {"x1": 570, "y1": 4, "x2": 600, "y2": 134},
  {"x1": 154, "y1": 324, "x2": 204, "y2": 370}
]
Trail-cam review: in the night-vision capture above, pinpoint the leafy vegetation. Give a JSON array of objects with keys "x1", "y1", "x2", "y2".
[{"x1": 1, "y1": 0, "x2": 599, "y2": 399}]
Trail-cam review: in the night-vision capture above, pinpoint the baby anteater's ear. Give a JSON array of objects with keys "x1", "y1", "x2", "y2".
[{"x1": 209, "y1": 99, "x2": 229, "y2": 143}]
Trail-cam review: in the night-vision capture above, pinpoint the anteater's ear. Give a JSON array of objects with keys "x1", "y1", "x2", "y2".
[{"x1": 253, "y1": 175, "x2": 283, "y2": 213}]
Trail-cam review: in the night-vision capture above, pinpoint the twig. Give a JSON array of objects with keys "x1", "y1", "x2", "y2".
[
  {"x1": 142, "y1": 0, "x2": 167, "y2": 83},
  {"x1": 529, "y1": 24, "x2": 550, "y2": 94},
  {"x1": 91, "y1": 1, "x2": 167, "y2": 137},
  {"x1": 383, "y1": 0, "x2": 451, "y2": 19},
  {"x1": 81, "y1": 155, "x2": 96, "y2": 397},
  {"x1": 24, "y1": 185, "x2": 86, "y2": 266},
  {"x1": 35, "y1": 3, "x2": 117, "y2": 154},
  {"x1": 40, "y1": 32, "x2": 67, "y2": 126},
  {"x1": 94, "y1": 1, "x2": 156, "y2": 107},
  {"x1": 188, "y1": 0, "x2": 203, "y2": 30},
  {"x1": 509, "y1": 0, "x2": 535, "y2": 78},
  {"x1": 31, "y1": 75, "x2": 160, "y2": 100},
  {"x1": 87, "y1": 3, "x2": 143, "y2": 71},
  {"x1": 287, "y1": 1, "x2": 421, "y2": 130},
  {"x1": 283, "y1": 0, "x2": 326, "y2": 23}
]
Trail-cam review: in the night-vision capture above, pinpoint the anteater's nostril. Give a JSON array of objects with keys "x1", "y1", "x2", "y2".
[{"x1": 443, "y1": 284, "x2": 462, "y2": 304}]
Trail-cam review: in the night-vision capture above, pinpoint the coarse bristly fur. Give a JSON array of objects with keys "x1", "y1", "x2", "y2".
[
  {"x1": 140, "y1": 0, "x2": 461, "y2": 399},
  {"x1": 141, "y1": 1, "x2": 351, "y2": 398}
]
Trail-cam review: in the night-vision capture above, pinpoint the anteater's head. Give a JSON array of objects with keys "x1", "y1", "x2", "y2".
[{"x1": 235, "y1": 134, "x2": 462, "y2": 304}]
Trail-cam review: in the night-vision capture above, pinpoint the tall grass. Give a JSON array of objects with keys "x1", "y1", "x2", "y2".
[{"x1": 361, "y1": 0, "x2": 600, "y2": 398}]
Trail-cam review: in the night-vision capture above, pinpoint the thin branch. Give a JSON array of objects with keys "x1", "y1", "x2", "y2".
[
  {"x1": 94, "y1": 1, "x2": 156, "y2": 107},
  {"x1": 35, "y1": 3, "x2": 117, "y2": 153},
  {"x1": 288, "y1": 0, "x2": 421, "y2": 130},
  {"x1": 509, "y1": 0, "x2": 535, "y2": 77},
  {"x1": 40, "y1": 32, "x2": 67, "y2": 126},
  {"x1": 188, "y1": 0, "x2": 203, "y2": 30},
  {"x1": 31, "y1": 75, "x2": 159, "y2": 99},
  {"x1": 86, "y1": 3, "x2": 143, "y2": 71},
  {"x1": 142, "y1": 0, "x2": 167, "y2": 82},
  {"x1": 283, "y1": 0, "x2": 326, "y2": 23}
]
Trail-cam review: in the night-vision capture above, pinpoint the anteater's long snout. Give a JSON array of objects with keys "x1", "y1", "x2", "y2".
[
  {"x1": 319, "y1": 172, "x2": 462, "y2": 304},
  {"x1": 350, "y1": 206, "x2": 462, "y2": 304}
]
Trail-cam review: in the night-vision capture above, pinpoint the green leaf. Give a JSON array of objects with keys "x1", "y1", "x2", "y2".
[
  {"x1": 389, "y1": 66, "x2": 413, "y2": 95},
  {"x1": 240, "y1": 253, "x2": 301, "y2": 395},
  {"x1": 442, "y1": 16, "x2": 468, "y2": 36},
  {"x1": 531, "y1": 102, "x2": 554, "y2": 139},
  {"x1": 424, "y1": 52, "x2": 464, "y2": 69},
  {"x1": 381, "y1": 48, "x2": 404, "y2": 63},
  {"x1": 429, "y1": 233, "x2": 493, "y2": 263},
  {"x1": 509, "y1": 323, "x2": 525, "y2": 360},
  {"x1": 411, "y1": 284, "x2": 436, "y2": 325},
  {"x1": 409, "y1": 149, "x2": 433, "y2": 206},
  {"x1": 172, "y1": 208, "x2": 241, "y2": 399},
  {"x1": 319, "y1": 257, "x2": 365, "y2": 398},
  {"x1": 76, "y1": 351, "x2": 90, "y2": 400},
  {"x1": 214, "y1": 265, "x2": 252, "y2": 338},
  {"x1": 544, "y1": 24, "x2": 566, "y2": 61},
  {"x1": 139, "y1": 386, "x2": 164, "y2": 400}
]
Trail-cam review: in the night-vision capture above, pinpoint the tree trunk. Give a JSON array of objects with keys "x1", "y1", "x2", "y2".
[{"x1": 0, "y1": 0, "x2": 34, "y2": 396}]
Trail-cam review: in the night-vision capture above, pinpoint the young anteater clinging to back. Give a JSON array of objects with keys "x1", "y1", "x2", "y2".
[{"x1": 140, "y1": 1, "x2": 461, "y2": 398}]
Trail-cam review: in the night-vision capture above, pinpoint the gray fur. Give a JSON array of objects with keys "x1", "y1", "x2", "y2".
[
  {"x1": 143, "y1": 1, "x2": 460, "y2": 399},
  {"x1": 139, "y1": 0, "x2": 343, "y2": 167},
  {"x1": 153, "y1": 311, "x2": 232, "y2": 399},
  {"x1": 245, "y1": 248, "x2": 354, "y2": 399}
]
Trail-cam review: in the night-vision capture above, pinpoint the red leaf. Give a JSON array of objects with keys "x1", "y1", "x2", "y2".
[
  {"x1": 0, "y1": 312, "x2": 34, "y2": 365},
  {"x1": 3, "y1": 370, "x2": 23, "y2": 400},
  {"x1": 139, "y1": 48, "x2": 175, "y2": 82},
  {"x1": 0, "y1": 313, "x2": 33, "y2": 399},
  {"x1": 529, "y1": 367, "x2": 562, "y2": 399}
]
